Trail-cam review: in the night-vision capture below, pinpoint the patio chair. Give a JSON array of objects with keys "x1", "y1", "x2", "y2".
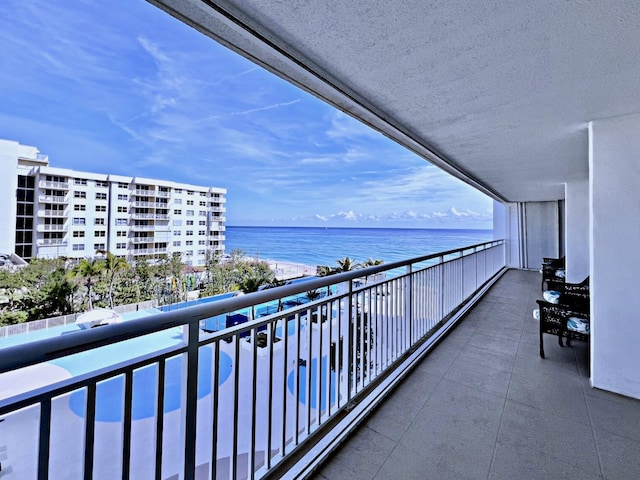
[
  {"x1": 541, "y1": 256, "x2": 565, "y2": 291},
  {"x1": 537, "y1": 278, "x2": 590, "y2": 358}
]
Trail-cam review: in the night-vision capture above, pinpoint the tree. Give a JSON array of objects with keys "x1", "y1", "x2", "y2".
[
  {"x1": 68, "y1": 258, "x2": 106, "y2": 310},
  {"x1": 336, "y1": 257, "x2": 360, "y2": 272},
  {"x1": 238, "y1": 267, "x2": 275, "y2": 293},
  {"x1": 98, "y1": 251, "x2": 129, "y2": 308}
]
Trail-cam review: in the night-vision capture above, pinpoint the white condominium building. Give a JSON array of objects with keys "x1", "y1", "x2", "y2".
[{"x1": 0, "y1": 139, "x2": 226, "y2": 266}]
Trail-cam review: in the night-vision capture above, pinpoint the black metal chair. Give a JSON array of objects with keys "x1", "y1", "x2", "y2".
[
  {"x1": 541, "y1": 256, "x2": 565, "y2": 291},
  {"x1": 537, "y1": 278, "x2": 589, "y2": 358}
]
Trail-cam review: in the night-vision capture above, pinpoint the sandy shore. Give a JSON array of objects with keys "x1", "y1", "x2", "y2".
[{"x1": 265, "y1": 259, "x2": 317, "y2": 280}]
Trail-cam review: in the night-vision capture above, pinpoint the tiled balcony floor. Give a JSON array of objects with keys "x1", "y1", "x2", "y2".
[{"x1": 312, "y1": 269, "x2": 640, "y2": 480}]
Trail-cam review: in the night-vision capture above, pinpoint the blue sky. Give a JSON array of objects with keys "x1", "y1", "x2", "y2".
[{"x1": 0, "y1": 0, "x2": 493, "y2": 229}]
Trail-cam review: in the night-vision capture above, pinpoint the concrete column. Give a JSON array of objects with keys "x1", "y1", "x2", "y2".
[
  {"x1": 589, "y1": 112, "x2": 640, "y2": 399},
  {"x1": 564, "y1": 180, "x2": 589, "y2": 283},
  {"x1": 0, "y1": 140, "x2": 19, "y2": 254}
]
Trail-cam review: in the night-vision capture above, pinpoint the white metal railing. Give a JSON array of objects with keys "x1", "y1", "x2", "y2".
[
  {"x1": 38, "y1": 180, "x2": 69, "y2": 189},
  {"x1": 38, "y1": 195, "x2": 68, "y2": 204},
  {"x1": 130, "y1": 213, "x2": 155, "y2": 220},
  {"x1": 37, "y1": 210, "x2": 67, "y2": 217},
  {"x1": 0, "y1": 240, "x2": 505, "y2": 480},
  {"x1": 36, "y1": 239, "x2": 67, "y2": 246},
  {"x1": 37, "y1": 224, "x2": 65, "y2": 232}
]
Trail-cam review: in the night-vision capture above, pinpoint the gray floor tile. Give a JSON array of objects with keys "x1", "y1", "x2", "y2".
[
  {"x1": 594, "y1": 428, "x2": 640, "y2": 480},
  {"x1": 497, "y1": 400, "x2": 600, "y2": 473}
]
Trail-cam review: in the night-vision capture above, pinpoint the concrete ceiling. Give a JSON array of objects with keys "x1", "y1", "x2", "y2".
[{"x1": 150, "y1": 0, "x2": 640, "y2": 202}]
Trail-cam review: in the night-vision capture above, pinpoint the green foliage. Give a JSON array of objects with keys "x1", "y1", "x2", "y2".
[{"x1": 335, "y1": 257, "x2": 360, "y2": 272}]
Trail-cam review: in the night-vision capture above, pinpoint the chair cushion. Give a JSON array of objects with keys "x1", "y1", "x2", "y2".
[
  {"x1": 567, "y1": 317, "x2": 589, "y2": 334},
  {"x1": 543, "y1": 290, "x2": 562, "y2": 304},
  {"x1": 554, "y1": 269, "x2": 566, "y2": 279}
]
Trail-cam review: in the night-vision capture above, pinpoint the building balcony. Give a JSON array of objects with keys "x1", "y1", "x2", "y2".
[
  {"x1": 38, "y1": 180, "x2": 69, "y2": 190},
  {"x1": 129, "y1": 237, "x2": 153, "y2": 244},
  {"x1": 37, "y1": 210, "x2": 67, "y2": 218},
  {"x1": 132, "y1": 189, "x2": 156, "y2": 197},
  {"x1": 36, "y1": 238, "x2": 67, "y2": 247},
  {"x1": 38, "y1": 195, "x2": 68, "y2": 204},
  {"x1": 36, "y1": 224, "x2": 66, "y2": 232},
  {"x1": 130, "y1": 213, "x2": 156, "y2": 220},
  {"x1": 130, "y1": 224, "x2": 155, "y2": 231},
  {"x1": 132, "y1": 201, "x2": 154, "y2": 208},
  {"x1": 209, "y1": 206, "x2": 225, "y2": 212},
  {"x1": 130, "y1": 247, "x2": 168, "y2": 255},
  {"x1": 156, "y1": 190, "x2": 171, "y2": 198},
  {"x1": 154, "y1": 214, "x2": 170, "y2": 220}
]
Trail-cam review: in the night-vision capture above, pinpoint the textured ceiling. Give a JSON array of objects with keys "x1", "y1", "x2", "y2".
[{"x1": 150, "y1": 0, "x2": 640, "y2": 202}]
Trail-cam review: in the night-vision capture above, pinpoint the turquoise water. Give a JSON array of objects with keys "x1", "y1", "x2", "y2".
[{"x1": 225, "y1": 226, "x2": 493, "y2": 266}]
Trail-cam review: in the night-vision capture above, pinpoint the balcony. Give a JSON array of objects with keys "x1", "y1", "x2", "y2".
[
  {"x1": 129, "y1": 237, "x2": 153, "y2": 244},
  {"x1": 37, "y1": 210, "x2": 67, "y2": 218},
  {"x1": 38, "y1": 195, "x2": 68, "y2": 204},
  {"x1": 36, "y1": 224, "x2": 65, "y2": 232},
  {"x1": 132, "y1": 201, "x2": 154, "y2": 208},
  {"x1": 132, "y1": 189, "x2": 156, "y2": 197},
  {"x1": 156, "y1": 190, "x2": 171, "y2": 198},
  {"x1": 38, "y1": 180, "x2": 69, "y2": 190},
  {"x1": 0, "y1": 241, "x2": 517, "y2": 479},
  {"x1": 130, "y1": 212, "x2": 155, "y2": 220},
  {"x1": 36, "y1": 238, "x2": 67, "y2": 247},
  {"x1": 130, "y1": 224, "x2": 154, "y2": 231},
  {"x1": 130, "y1": 247, "x2": 168, "y2": 255}
]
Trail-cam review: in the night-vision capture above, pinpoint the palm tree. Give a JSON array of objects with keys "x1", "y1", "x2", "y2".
[
  {"x1": 361, "y1": 258, "x2": 383, "y2": 267},
  {"x1": 98, "y1": 250, "x2": 129, "y2": 308},
  {"x1": 238, "y1": 269, "x2": 275, "y2": 293},
  {"x1": 68, "y1": 258, "x2": 106, "y2": 310},
  {"x1": 335, "y1": 257, "x2": 360, "y2": 272}
]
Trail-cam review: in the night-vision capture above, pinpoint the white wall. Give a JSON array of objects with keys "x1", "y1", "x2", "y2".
[
  {"x1": 0, "y1": 140, "x2": 19, "y2": 254},
  {"x1": 589, "y1": 112, "x2": 640, "y2": 399},
  {"x1": 493, "y1": 200, "x2": 520, "y2": 268},
  {"x1": 564, "y1": 180, "x2": 589, "y2": 283}
]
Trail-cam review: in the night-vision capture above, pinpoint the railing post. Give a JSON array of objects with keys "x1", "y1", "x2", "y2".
[
  {"x1": 405, "y1": 264, "x2": 413, "y2": 345},
  {"x1": 182, "y1": 322, "x2": 199, "y2": 480}
]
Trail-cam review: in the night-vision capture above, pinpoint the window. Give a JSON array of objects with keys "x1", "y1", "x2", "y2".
[
  {"x1": 74, "y1": 205, "x2": 86, "y2": 211},
  {"x1": 73, "y1": 231, "x2": 85, "y2": 237},
  {"x1": 96, "y1": 180, "x2": 108, "y2": 187},
  {"x1": 173, "y1": 209, "x2": 182, "y2": 215},
  {"x1": 187, "y1": 190, "x2": 194, "y2": 196},
  {"x1": 74, "y1": 178, "x2": 87, "y2": 185},
  {"x1": 74, "y1": 191, "x2": 86, "y2": 198},
  {"x1": 186, "y1": 220, "x2": 194, "y2": 226},
  {"x1": 199, "y1": 220, "x2": 206, "y2": 226},
  {"x1": 95, "y1": 205, "x2": 106, "y2": 212},
  {"x1": 174, "y1": 198, "x2": 182, "y2": 205},
  {"x1": 72, "y1": 218, "x2": 85, "y2": 225},
  {"x1": 94, "y1": 243, "x2": 105, "y2": 251},
  {"x1": 116, "y1": 218, "x2": 127, "y2": 225},
  {"x1": 95, "y1": 231, "x2": 106, "y2": 237},
  {"x1": 186, "y1": 241, "x2": 193, "y2": 246},
  {"x1": 200, "y1": 192, "x2": 206, "y2": 197},
  {"x1": 198, "y1": 240, "x2": 206, "y2": 245},
  {"x1": 117, "y1": 194, "x2": 128, "y2": 201},
  {"x1": 118, "y1": 182, "x2": 128, "y2": 188},
  {"x1": 173, "y1": 241, "x2": 181, "y2": 247},
  {"x1": 186, "y1": 230, "x2": 193, "y2": 236},
  {"x1": 175, "y1": 188, "x2": 182, "y2": 194},
  {"x1": 117, "y1": 206, "x2": 127, "y2": 213},
  {"x1": 173, "y1": 231, "x2": 181, "y2": 236},
  {"x1": 116, "y1": 242, "x2": 127, "y2": 249},
  {"x1": 197, "y1": 250, "x2": 206, "y2": 255},
  {"x1": 173, "y1": 220, "x2": 182, "y2": 226},
  {"x1": 187, "y1": 200, "x2": 194, "y2": 206},
  {"x1": 199, "y1": 211, "x2": 207, "y2": 216},
  {"x1": 199, "y1": 201, "x2": 206, "y2": 206},
  {"x1": 72, "y1": 244, "x2": 85, "y2": 251},
  {"x1": 198, "y1": 230, "x2": 206, "y2": 236},
  {"x1": 95, "y1": 218, "x2": 105, "y2": 225},
  {"x1": 186, "y1": 210, "x2": 194, "y2": 216},
  {"x1": 116, "y1": 231, "x2": 127, "y2": 237},
  {"x1": 95, "y1": 193, "x2": 107, "y2": 200}
]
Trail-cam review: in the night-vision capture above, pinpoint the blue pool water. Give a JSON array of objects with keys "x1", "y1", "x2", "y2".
[
  {"x1": 287, "y1": 356, "x2": 337, "y2": 411},
  {"x1": 66, "y1": 347, "x2": 233, "y2": 422}
]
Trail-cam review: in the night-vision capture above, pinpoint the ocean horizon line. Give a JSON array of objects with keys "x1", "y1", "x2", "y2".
[{"x1": 227, "y1": 225, "x2": 493, "y2": 231}]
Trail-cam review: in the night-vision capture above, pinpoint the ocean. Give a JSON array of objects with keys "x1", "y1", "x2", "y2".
[{"x1": 224, "y1": 226, "x2": 493, "y2": 267}]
